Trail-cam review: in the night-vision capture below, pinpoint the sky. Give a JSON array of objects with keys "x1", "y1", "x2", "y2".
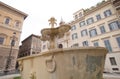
[{"x1": 1, "y1": 0, "x2": 103, "y2": 43}]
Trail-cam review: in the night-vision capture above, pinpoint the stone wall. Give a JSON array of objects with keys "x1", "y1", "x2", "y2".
[
  {"x1": 18, "y1": 47, "x2": 107, "y2": 79},
  {"x1": 0, "y1": 47, "x2": 18, "y2": 72}
]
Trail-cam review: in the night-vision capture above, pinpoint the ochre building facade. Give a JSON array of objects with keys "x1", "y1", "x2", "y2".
[{"x1": 0, "y1": 1, "x2": 27, "y2": 72}]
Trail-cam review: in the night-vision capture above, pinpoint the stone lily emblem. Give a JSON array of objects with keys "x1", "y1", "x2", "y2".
[
  {"x1": 30, "y1": 71, "x2": 36, "y2": 79},
  {"x1": 18, "y1": 61, "x2": 23, "y2": 72},
  {"x1": 45, "y1": 55, "x2": 56, "y2": 73}
]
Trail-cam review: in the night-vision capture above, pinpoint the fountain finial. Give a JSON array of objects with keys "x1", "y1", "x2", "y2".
[{"x1": 48, "y1": 17, "x2": 57, "y2": 28}]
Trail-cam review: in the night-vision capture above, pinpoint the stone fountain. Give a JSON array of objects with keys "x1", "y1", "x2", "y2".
[
  {"x1": 18, "y1": 17, "x2": 107, "y2": 79},
  {"x1": 41, "y1": 17, "x2": 71, "y2": 49}
]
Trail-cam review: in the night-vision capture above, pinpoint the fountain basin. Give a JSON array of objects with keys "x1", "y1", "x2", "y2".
[
  {"x1": 18, "y1": 47, "x2": 107, "y2": 79},
  {"x1": 41, "y1": 24, "x2": 71, "y2": 41}
]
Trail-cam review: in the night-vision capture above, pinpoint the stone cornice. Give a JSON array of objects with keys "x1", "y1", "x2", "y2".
[
  {"x1": 69, "y1": 0, "x2": 112, "y2": 25},
  {"x1": 84, "y1": 1, "x2": 112, "y2": 16},
  {"x1": 21, "y1": 34, "x2": 41, "y2": 43},
  {"x1": 0, "y1": 1, "x2": 28, "y2": 19},
  {"x1": 17, "y1": 47, "x2": 107, "y2": 61}
]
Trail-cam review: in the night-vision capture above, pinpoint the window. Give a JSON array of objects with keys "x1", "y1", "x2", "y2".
[
  {"x1": 72, "y1": 43, "x2": 79, "y2": 47},
  {"x1": 81, "y1": 29, "x2": 88, "y2": 37},
  {"x1": 79, "y1": 21, "x2": 86, "y2": 27},
  {"x1": 109, "y1": 57, "x2": 117, "y2": 65},
  {"x1": 86, "y1": 17, "x2": 94, "y2": 25},
  {"x1": 5, "y1": 18, "x2": 10, "y2": 24},
  {"x1": 15, "y1": 21, "x2": 20, "y2": 27},
  {"x1": 100, "y1": 26, "x2": 106, "y2": 34},
  {"x1": 58, "y1": 44, "x2": 63, "y2": 48},
  {"x1": 71, "y1": 25, "x2": 76, "y2": 31},
  {"x1": 109, "y1": 21, "x2": 120, "y2": 31},
  {"x1": 43, "y1": 45, "x2": 46, "y2": 49},
  {"x1": 32, "y1": 52, "x2": 35, "y2": 54},
  {"x1": 0, "y1": 37, "x2": 4, "y2": 45},
  {"x1": 72, "y1": 33, "x2": 78, "y2": 40},
  {"x1": 93, "y1": 42, "x2": 99, "y2": 47},
  {"x1": 82, "y1": 41, "x2": 88, "y2": 46},
  {"x1": 79, "y1": 12, "x2": 82, "y2": 17},
  {"x1": 104, "y1": 9, "x2": 112, "y2": 17},
  {"x1": 104, "y1": 40, "x2": 112, "y2": 52},
  {"x1": 89, "y1": 29, "x2": 97, "y2": 37},
  {"x1": 75, "y1": 15, "x2": 78, "y2": 19},
  {"x1": 96, "y1": 14, "x2": 101, "y2": 21},
  {"x1": 112, "y1": 68, "x2": 119, "y2": 71},
  {"x1": 116, "y1": 37, "x2": 120, "y2": 48}
]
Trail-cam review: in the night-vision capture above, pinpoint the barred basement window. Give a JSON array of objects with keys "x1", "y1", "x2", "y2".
[
  {"x1": 112, "y1": 68, "x2": 119, "y2": 71},
  {"x1": 109, "y1": 57, "x2": 117, "y2": 65}
]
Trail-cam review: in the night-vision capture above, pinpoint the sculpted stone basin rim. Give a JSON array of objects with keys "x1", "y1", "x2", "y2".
[{"x1": 18, "y1": 47, "x2": 107, "y2": 79}]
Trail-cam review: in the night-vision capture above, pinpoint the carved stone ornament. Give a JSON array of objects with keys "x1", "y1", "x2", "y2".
[
  {"x1": 45, "y1": 55, "x2": 56, "y2": 73},
  {"x1": 30, "y1": 71, "x2": 36, "y2": 79},
  {"x1": 18, "y1": 61, "x2": 23, "y2": 72}
]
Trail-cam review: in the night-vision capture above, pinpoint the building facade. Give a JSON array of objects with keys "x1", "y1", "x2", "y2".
[
  {"x1": 18, "y1": 0, "x2": 120, "y2": 73},
  {"x1": 0, "y1": 1, "x2": 27, "y2": 72},
  {"x1": 18, "y1": 34, "x2": 41, "y2": 58},
  {"x1": 68, "y1": 0, "x2": 120, "y2": 73}
]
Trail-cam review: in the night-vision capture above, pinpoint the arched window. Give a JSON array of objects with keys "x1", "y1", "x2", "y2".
[
  {"x1": 0, "y1": 37, "x2": 4, "y2": 45},
  {"x1": 15, "y1": 21, "x2": 21, "y2": 28},
  {"x1": 5, "y1": 17, "x2": 11, "y2": 24},
  {"x1": 0, "y1": 33, "x2": 7, "y2": 45},
  {"x1": 58, "y1": 44, "x2": 63, "y2": 48}
]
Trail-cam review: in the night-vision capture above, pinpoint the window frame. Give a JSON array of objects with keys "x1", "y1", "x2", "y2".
[
  {"x1": 71, "y1": 25, "x2": 76, "y2": 31},
  {"x1": 93, "y1": 41, "x2": 99, "y2": 47},
  {"x1": 100, "y1": 25, "x2": 106, "y2": 34},
  {"x1": 104, "y1": 39, "x2": 112, "y2": 52},
  {"x1": 116, "y1": 37, "x2": 120, "y2": 48},
  {"x1": 81, "y1": 29, "x2": 88, "y2": 37},
  {"x1": 82, "y1": 41, "x2": 88, "y2": 46},
  {"x1": 75, "y1": 15, "x2": 78, "y2": 19},
  {"x1": 89, "y1": 29, "x2": 97, "y2": 37},
  {"x1": 79, "y1": 12, "x2": 82, "y2": 17},
  {"x1": 109, "y1": 21, "x2": 120, "y2": 31},
  {"x1": 72, "y1": 33, "x2": 78, "y2": 40},
  {"x1": 86, "y1": 17, "x2": 94, "y2": 25},
  {"x1": 5, "y1": 17, "x2": 11, "y2": 25},
  {"x1": 109, "y1": 57, "x2": 117, "y2": 65},
  {"x1": 15, "y1": 21, "x2": 21, "y2": 28},
  {"x1": 79, "y1": 21, "x2": 86, "y2": 27},
  {"x1": 0, "y1": 37, "x2": 4, "y2": 45},
  {"x1": 104, "y1": 9, "x2": 112, "y2": 17},
  {"x1": 96, "y1": 14, "x2": 101, "y2": 21}
]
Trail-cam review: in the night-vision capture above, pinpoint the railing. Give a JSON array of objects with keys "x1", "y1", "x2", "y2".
[{"x1": 0, "y1": 69, "x2": 20, "y2": 76}]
